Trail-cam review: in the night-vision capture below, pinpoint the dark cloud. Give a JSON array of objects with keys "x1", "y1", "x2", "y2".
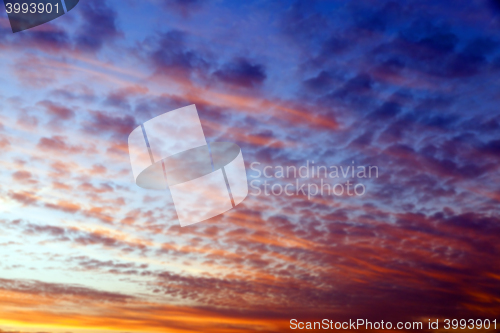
[
  {"x1": 329, "y1": 73, "x2": 374, "y2": 106},
  {"x1": 83, "y1": 111, "x2": 137, "y2": 139},
  {"x1": 44, "y1": 201, "x2": 81, "y2": 214},
  {"x1": 78, "y1": 181, "x2": 114, "y2": 194},
  {"x1": 213, "y1": 58, "x2": 266, "y2": 88},
  {"x1": 368, "y1": 101, "x2": 401, "y2": 120},
  {"x1": 461, "y1": 37, "x2": 499, "y2": 62},
  {"x1": 2, "y1": 0, "x2": 500, "y2": 331},
  {"x1": 0, "y1": 329, "x2": 53, "y2": 333},
  {"x1": 161, "y1": 0, "x2": 207, "y2": 16},
  {"x1": 372, "y1": 19, "x2": 499, "y2": 78},
  {"x1": 8, "y1": 191, "x2": 38, "y2": 206},
  {"x1": 37, "y1": 136, "x2": 83, "y2": 153},
  {"x1": 0, "y1": 278, "x2": 133, "y2": 302},
  {"x1": 2, "y1": 219, "x2": 148, "y2": 251},
  {"x1": 18, "y1": 26, "x2": 70, "y2": 53},
  {"x1": 103, "y1": 86, "x2": 148, "y2": 110},
  {"x1": 50, "y1": 85, "x2": 95, "y2": 102},
  {"x1": 280, "y1": 0, "x2": 329, "y2": 46},
  {"x1": 150, "y1": 30, "x2": 209, "y2": 78},
  {"x1": 320, "y1": 35, "x2": 350, "y2": 55},
  {"x1": 75, "y1": 0, "x2": 120, "y2": 52},
  {"x1": 420, "y1": 114, "x2": 458, "y2": 130},
  {"x1": 37, "y1": 100, "x2": 75, "y2": 120},
  {"x1": 489, "y1": 0, "x2": 500, "y2": 13},
  {"x1": 303, "y1": 71, "x2": 335, "y2": 94},
  {"x1": 67, "y1": 256, "x2": 150, "y2": 275},
  {"x1": 12, "y1": 170, "x2": 32, "y2": 181},
  {"x1": 400, "y1": 20, "x2": 458, "y2": 55},
  {"x1": 351, "y1": 2, "x2": 396, "y2": 32},
  {"x1": 479, "y1": 139, "x2": 500, "y2": 157}
]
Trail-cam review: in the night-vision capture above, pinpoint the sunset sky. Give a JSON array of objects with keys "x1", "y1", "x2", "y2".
[{"x1": 0, "y1": 0, "x2": 500, "y2": 332}]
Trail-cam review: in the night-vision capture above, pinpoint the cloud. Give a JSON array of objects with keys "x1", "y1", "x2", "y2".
[
  {"x1": 37, "y1": 136, "x2": 84, "y2": 154},
  {"x1": 0, "y1": 328, "x2": 53, "y2": 333},
  {"x1": 38, "y1": 100, "x2": 75, "y2": 120},
  {"x1": 78, "y1": 181, "x2": 114, "y2": 194},
  {"x1": 213, "y1": 58, "x2": 267, "y2": 88},
  {"x1": 82, "y1": 110, "x2": 137, "y2": 139},
  {"x1": 18, "y1": 25, "x2": 70, "y2": 53},
  {"x1": 0, "y1": 278, "x2": 133, "y2": 303},
  {"x1": 104, "y1": 85, "x2": 148, "y2": 110},
  {"x1": 8, "y1": 191, "x2": 39, "y2": 206},
  {"x1": 44, "y1": 200, "x2": 81, "y2": 214},
  {"x1": 160, "y1": 0, "x2": 207, "y2": 16},
  {"x1": 75, "y1": 0, "x2": 120, "y2": 52},
  {"x1": 149, "y1": 30, "x2": 209, "y2": 80},
  {"x1": 0, "y1": 276, "x2": 292, "y2": 332},
  {"x1": 303, "y1": 71, "x2": 335, "y2": 94},
  {"x1": 12, "y1": 171, "x2": 37, "y2": 184},
  {"x1": 1, "y1": 0, "x2": 500, "y2": 332},
  {"x1": 67, "y1": 256, "x2": 150, "y2": 276},
  {"x1": 3, "y1": 219, "x2": 148, "y2": 251}
]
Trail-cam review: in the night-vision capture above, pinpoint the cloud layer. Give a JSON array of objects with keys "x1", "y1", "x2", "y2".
[{"x1": 0, "y1": 0, "x2": 499, "y2": 332}]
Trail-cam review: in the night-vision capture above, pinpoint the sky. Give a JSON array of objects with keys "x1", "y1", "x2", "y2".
[{"x1": 0, "y1": 0, "x2": 500, "y2": 332}]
